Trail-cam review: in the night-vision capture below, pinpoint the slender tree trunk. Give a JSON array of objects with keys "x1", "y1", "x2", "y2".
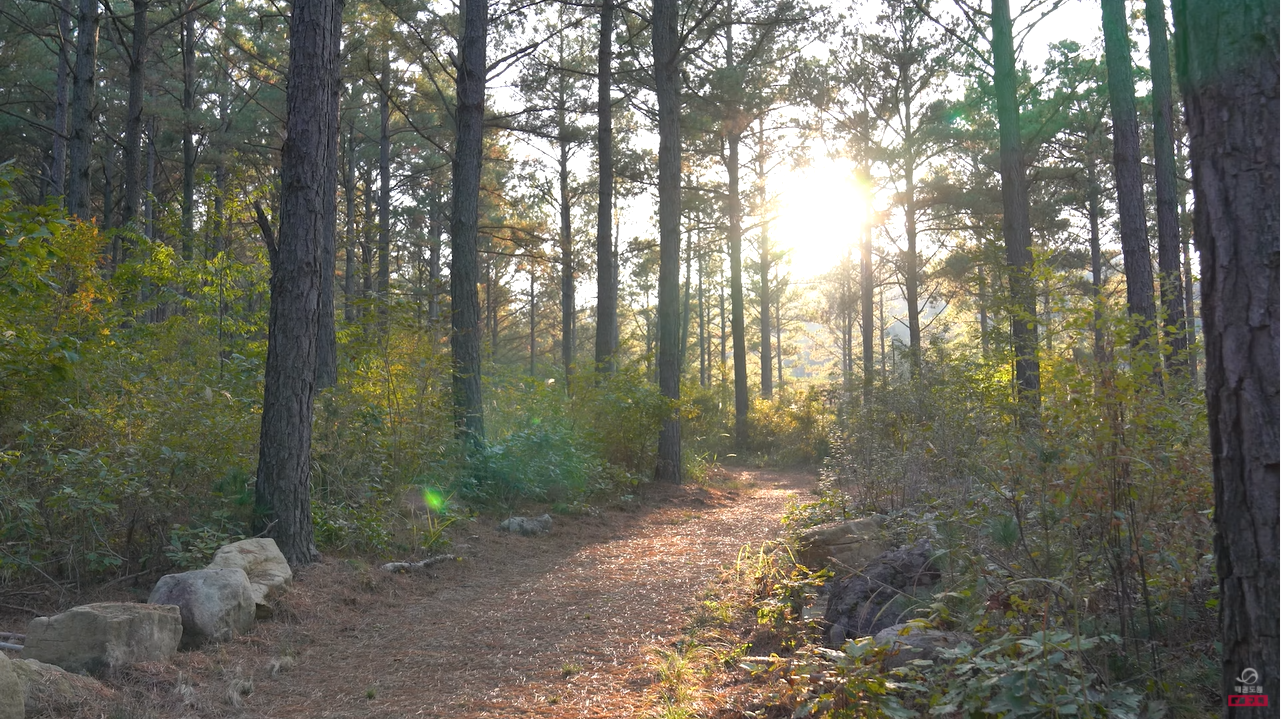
[
  {"x1": 698, "y1": 251, "x2": 706, "y2": 386},
  {"x1": 775, "y1": 293, "x2": 782, "y2": 389},
  {"x1": 1181, "y1": 194, "x2": 1197, "y2": 384},
  {"x1": 992, "y1": 0, "x2": 1040, "y2": 416},
  {"x1": 719, "y1": 267, "x2": 727, "y2": 383},
  {"x1": 361, "y1": 167, "x2": 373, "y2": 308},
  {"x1": 450, "y1": 0, "x2": 488, "y2": 443},
  {"x1": 594, "y1": 0, "x2": 617, "y2": 374},
  {"x1": 1088, "y1": 158, "x2": 1105, "y2": 364},
  {"x1": 1101, "y1": 0, "x2": 1156, "y2": 347},
  {"x1": 343, "y1": 124, "x2": 357, "y2": 322},
  {"x1": 102, "y1": 147, "x2": 114, "y2": 234},
  {"x1": 181, "y1": 4, "x2": 196, "y2": 260},
  {"x1": 144, "y1": 114, "x2": 155, "y2": 237},
  {"x1": 653, "y1": 0, "x2": 682, "y2": 483},
  {"x1": 121, "y1": 0, "x2": 148, "y2": 229},
  {"x1": 759, "y1": 223, "x2": 772, "y2": 399},
  {"x1": 1145, "y1": 0, "x2": 1187, "y2": 373},
  {"x1": 902, "y1": 84, "x2": 921, "y2": 377},
  {"x1": 428, "y1": 177, "x2": 442, "y2": 323},
  {"x1": 1174, "y1": 2, "x2": 1279, "y2": 713},
  {"x1": 559, "y1": 103, "x2": 574, "y2": 385},
  {"x1": 681, "y1": 233, "x2": 692, "y2": 374},
  {"x1": 529, "y1": 268, "x2": 537, "y2": 375},
  {"x1": 50, "y1": 0, "x2": 71, "y2": 200},
  {"x1": 860, "y1": 178, "x2": 874, "y2": 404},
  {"x1": 66, "y1": 0, "x2": 99, "y2": 221},
  {"x1": 727, "y1": 134, "x2": 749, "y2": 449},
  {"x1": 254, "y1": 0, "x2": 343, "y2": 568},
  {"x1": 378, "y1": 46, "x2": 392, "y2": 324}
]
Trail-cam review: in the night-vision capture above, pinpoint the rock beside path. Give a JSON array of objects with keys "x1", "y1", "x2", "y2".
[
  {"x1": 206, "y1": 538, "x2": 293, "y2": 619},
  {"x1": 823, "y1": 541, "x2": 940, "y2": 647},
  {"x1": 149, "y1": 568, "x2": 255, "y2": 648},
  {"x1": 11, "y1": 657, "x2": 117, "y2": 714},
  {"x1": 0, "y1": 651, "x2": 23, "y2": 719},
  {"x1": 796, "y1": 516, "x2": 891, "y2": 575},
  {"x1": 873, "y1": 623, "x2": 971, "y2": 669},
  {"x1": 23, "y1": 603, "x2": 182, "y2": 676},
  {"x1": 498, "y1": 514, "x2": 553, "y2": 536}
]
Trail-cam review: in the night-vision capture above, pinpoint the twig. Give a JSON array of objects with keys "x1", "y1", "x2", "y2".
[{"x1": 0, "y1": 632, "x2": 24, "y2": 640}]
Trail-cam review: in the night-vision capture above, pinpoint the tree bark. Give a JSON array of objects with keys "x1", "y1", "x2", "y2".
[
  {"x1": 594, "y1": 0, "x2": 617, "y2": 374},
  {"x1": 653, "y1": 0, "x2": 682, "y2": 483},
  {"x1": 860, "y1": 174, "x2": 874, "y2": 404},
  {"x1": 343, "y1": 123, "x2": 357, "y2": 322},
  {"x1": 450, "y1": 0, "x2": 488, "y2": 443},
  {"x1": 254, "y1": 0, "x2": 343, "y2": 568},
  {"x1": 1101, "y1": 0, "x2": 1156, "y2": 347},
  {"x1": 66, "y1": 0, "x2": 99, "y2": 221},
  {"x1": 681, "y1": 233, "x2": 692, "y2": 373},
  {"x1": 1174, "y1": 0, "x2": 1279, "y2": 713},
  {"x1": 759, "y1": 222, "x2": 772, "y2": 399},
  {"x1": 991, "y1": 0, "x2": 1039, "y2": 416},
  {"x1": 121, "y1": 0, "x2": 148, "y2": 229},
  {"x1": 1088, "y1": 156, "x2": 1105, "y2": 364},
  {"x1": 428, "y1": 176, "x2": 442, "y2": 323},
  {"x1": 181, "y1": 3, "x2": 196, "y2": 260},
  {"x1": 50, "y1": 0, "x2": 71, "y2": 200},
  {"x1": 558, "y1": 96, "x2": 574, "y2": 384},
  {"x1": 901, "y1": 77, "x2": 921, "y2": 377},
  {"x1": 378, "y1": 46, "x2": 392, "y2": 324},
  {"x1": 1144, "y1": 0, "x2": 1187, "y2": 373},
  {"x1": 727, "y1": 132, "x2": 749, "y2": 449}
]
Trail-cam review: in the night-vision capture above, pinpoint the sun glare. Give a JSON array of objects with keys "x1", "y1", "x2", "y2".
[{"x1": 770, "y1": 158, "x2": 871, "y2": 279}]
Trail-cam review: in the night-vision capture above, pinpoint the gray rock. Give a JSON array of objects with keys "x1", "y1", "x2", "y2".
[
  {"x1": 0, "y1": 651, "x2": 23, "y2": 719},
  {"x1": 823, "y1": 541, "x2": 940, "y2": 647},
  {"x1": 206, "y1": 538, "x2": 293, "y2": 619},
  {"x1": 23, "y1": 603, "x2": 182, "y2": 676},
  {"x1": 796, "y1": 516, "x2": 891, "y2": 576},
  {"x1": 498, "y1": 514, "x2": 553, "y2": 536},
  {"x1": 149, "y1": 568, "x2": 255, "y2": 648},
  {"x1": 11, "y1": 657, "x2": 117, "y2": 714},
  {"x1": 873, "y1": 623, "x2": 971, "y2": 670}
]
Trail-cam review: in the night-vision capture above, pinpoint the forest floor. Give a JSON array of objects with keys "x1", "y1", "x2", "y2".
[{"x1": 28, "y1": 467, "x2": 812, "y2": 718}]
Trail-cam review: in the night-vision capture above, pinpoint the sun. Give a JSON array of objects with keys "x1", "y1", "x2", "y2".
[{"x1": 770, "y1": 158, "x2": 871, "y2": 279}]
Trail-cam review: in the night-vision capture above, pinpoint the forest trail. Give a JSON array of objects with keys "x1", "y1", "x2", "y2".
[{"x1": 174, "y1": 468, "x2": 812, "y2": 718}]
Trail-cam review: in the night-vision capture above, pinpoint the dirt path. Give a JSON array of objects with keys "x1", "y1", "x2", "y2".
[{"x1": 173, "y1": 468, "x2": 810, "y2": 719}]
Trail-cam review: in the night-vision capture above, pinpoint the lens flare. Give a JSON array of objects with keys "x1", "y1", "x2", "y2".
[{"x1": 422, "y1": 487, "x2": 448, "y2": 513}]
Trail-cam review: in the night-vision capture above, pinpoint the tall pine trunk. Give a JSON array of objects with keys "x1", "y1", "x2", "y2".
[
  {"x1": 66, "y1": 0, "x2": 99, "y2": 221},
  {"x1": 558, "y1": 97, "x2": 574, "y2": 385},
  {"x1": 860, "y1": 167, "x2": 874, "y2": 404},
  {"x1": 450, "y1": 0, "x2": 488, "y2": 443},
  {"x1": 727, "y1": 132, "x2": 748, "y2": 449},
  {"x1": 181, "y1": 4, "x2": 196, "y2": 260},
  {"x1": 992, "y1": 0, "x2": 1039, "y2": 416},
  {"x1": 254, "y1": 0, "x2": 343, "y2": 568},
  {"x1": 428, "y1": 176, "x2": 442, "y2": 323},
  {"x1": 121, "y1": 0, "x2": 148, "y2": 229},
  {"x1": 1144, "y1": 0, "x2": 1187, "y2": 372},
  {"x1": 653, "y1": 0, "x2": 682, "y2": 483},
  {"x1": 50, "y1": 0, "x2": 71, "y2": 200},
  {"x1": 1174, "y1": 0, "x2": 1279, "y2": 713},
  {"x1": 1101, "y1": 0, "x2": 1156, "y2": 347},
  {"x1": 759, "y1": 225, "x2": 772, "y2": 399},
  {"x1": 594, "y1": 0, "x2": 617, "y2": 374},
  {"x1": 343, "y1": 124, "x2": 357, "y2": 323},
  {"x1": 378, "y1": 47, "x2": 392, "y2": 323}
]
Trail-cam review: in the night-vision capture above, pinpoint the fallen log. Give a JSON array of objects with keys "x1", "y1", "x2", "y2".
[{"x1": 380, "y1": 554, "x2": 459, "y2": 573}]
